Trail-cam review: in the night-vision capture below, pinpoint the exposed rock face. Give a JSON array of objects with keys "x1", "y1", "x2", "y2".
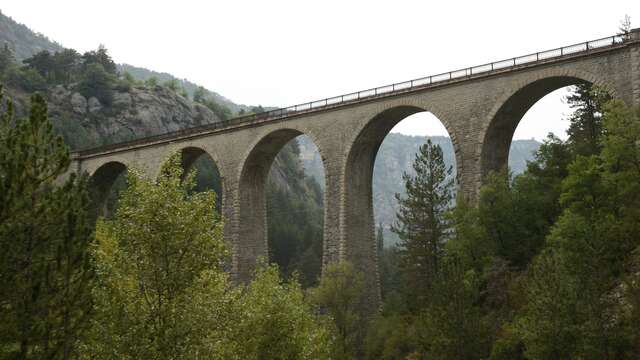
[
  {"x1": 87, "y1": 97, "x2": 102, "y2": 114},
  {"x1": 70, "y1": 92, "x2": 87, "y2": 114},
  {"x1": 32, "y1": 85, "x2": 223, "y2": 150}
]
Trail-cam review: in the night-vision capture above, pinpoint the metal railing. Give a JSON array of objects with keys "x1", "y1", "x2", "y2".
[{"x1": 75, "y1": 32, "x2": 631, "y2": 157}]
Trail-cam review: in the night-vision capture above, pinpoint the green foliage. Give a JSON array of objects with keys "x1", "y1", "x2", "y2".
[
  {"x1": 77, "y1": 63, "x2": 114, "y2": 106},
  {"x1": 364, "y1": 315, "x2": 417, "y2": 359},
  {"x1": 0, "y1": 89, "x2": 94, "y2": 358},
  {"x1": 310, "y1": 261, "x2": 364, "y2": 359},
  {"x1": 566, "y1": 83, "x2": 611, "y2": 156},
  {"x1": 84, "y1": 153, "x2": 333, "y2": 358},
  {"x1": 0, "y1": 43, "x2": 15, "y2": 75},
  {"x1": 515, "y1": 101, "x2": 640, "y2": 359},
  {"x1": 231, "y1": 265, "x2": 333, "y2": 359},
  {"x1": 81, "y1": 45, "x2": 116, "y2": 75},
  {"x1": 192, "y1": 85, "x2": 233, "y2": 120},
  {"x1": 145, "y1": 76, "x2": 158, "y2": 87},
  {"x1": 415, "y1": 256, "x2": 492, "y2": 359},
  {"x1": 5, "y1": 66, "x2": 47, "y2": 92},
  {"x1": 162, "y1": 78, "x2": 179, "y2": 92},
  {"x1": 391, "y1": 139, "x2": 453, "y2": 308},
  {"x1": 51, "y1": 49, "x2": 81, "y2": 84},
  {"x1": 84, "y1": 153, "x2": 228, "y2": 358},
  {"x1": 22, "y1": 50, "x2": 54, "y2": 79}
]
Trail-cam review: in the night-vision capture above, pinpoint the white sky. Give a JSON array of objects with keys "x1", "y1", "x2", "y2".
[{"x1": 2, "y1": 0, "x2": 638, "y2": 140}]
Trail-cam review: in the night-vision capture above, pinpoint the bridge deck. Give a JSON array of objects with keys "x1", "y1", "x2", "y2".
[{"x1": 73, "y1": 32, "x2": 633, "y2": 159}]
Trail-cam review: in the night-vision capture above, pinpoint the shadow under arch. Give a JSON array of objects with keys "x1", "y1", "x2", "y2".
[
  {"x1": 88, "y1": 161, "x2": 128, "y2": 219},
  {"x1": 342, "y1": 105, "x2": 458, "y2": 310},
  {"x1": 236, "y1": 128, "x2": 327, "y2": 282},
  {"x1": 169, "y1": 146, "x2": 224, "y2": 209}
]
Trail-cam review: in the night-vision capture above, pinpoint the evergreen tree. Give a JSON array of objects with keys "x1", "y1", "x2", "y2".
[
  {"x1": 23, "y1": 50, "x2": 55, "y2": 80},
  {"x1": 77, "y1": 63, "x2": 114, "y2": 106},
  {"x1": 566, "y1": 83, "x2": 611, "y2": 156},
  {"x1": 0, "y1": 88, "x2": 94, "y2": 358},
  {"x1": 416, "y1": 256, "x2": 492, "y2": 359},
  {"x1": 0, "y1": 43, "x2": 15, "y2": 76},
  {"x1": 517, "y1": 101, "x2": 640, "y2": 358},
  {"x1": 52, "y1": 49, "x2": 81, "y2": 84},
  {"x1": 81, "y1": 45, "x2": 116, "y2": 75},
  {"x1": 391, "y1": 139, "x2": 453, "y2": 307}
]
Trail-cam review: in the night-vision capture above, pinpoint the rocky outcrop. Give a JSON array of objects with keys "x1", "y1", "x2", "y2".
[{"x1": 35, "y1": 85, "x2": 223, "y2": 150}]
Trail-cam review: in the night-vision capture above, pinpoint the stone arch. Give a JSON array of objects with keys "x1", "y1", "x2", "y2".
[
  {"x1": 342, "y1": 104, "x2": 458, "y2": 311},
  {"x1": 235, "y1": 127, "x2": 328, "y2": 282},
  {"x1": 88, "y1": 161, "x2": 128, "y2": 218},
  {"x1": 169, "y1": 146, "x2": 224, "y2": 206},
  {"x1": 479, "y1": 69, "x2": 617, "y2": 182}
]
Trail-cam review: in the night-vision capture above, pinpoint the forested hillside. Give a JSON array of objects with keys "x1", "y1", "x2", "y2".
[{"x1": 0, "y1": 10, "x2": 63, "y2": 60}]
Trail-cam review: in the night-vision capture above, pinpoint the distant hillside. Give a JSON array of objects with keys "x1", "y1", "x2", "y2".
[
  {"x1": 117, "y1": 64, "x2": 255, "y2": 115},
  {"x1": 0, "y1": 10, "x2": 255, "y2": 116},
  {"x1": 0, "y1": 10, "x2": 64, "y2": 60}
]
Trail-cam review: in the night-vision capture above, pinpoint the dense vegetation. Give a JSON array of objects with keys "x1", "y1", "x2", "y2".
[
  {"x1": 2, "y1": 10, "x2": 640, "y2": 359},
  {"x1": 0, "y1": 92, "x2": 339, "y2": 358},
  {"x1": 367, "y1": 84, "x2": 640, "y2": 359}
]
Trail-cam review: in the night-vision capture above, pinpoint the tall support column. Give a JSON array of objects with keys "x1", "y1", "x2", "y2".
[
  {"x1": 321, "y1": 152, "x2": 343, "y2": 268},
  {"x1": 629, "y1": 29, "x2": 640, "y2": 106},
  {"x1": 234, "y1": 162, "x2": 270, "y2": 283},
  {"x1": 341, "y1": 144, "x2": 382, "y2": 317}
]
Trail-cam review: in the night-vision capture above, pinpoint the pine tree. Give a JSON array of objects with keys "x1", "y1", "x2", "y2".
[
  {"x1": 0, "y1": 43, "x2": 15, "y2": 75},
  {"x1": 391, "y1": 139, "x2": 454, "y2": 308},
  {"x1": 566, "y1": 83, "x2": 611, "y2": 157},
  {"x1": 0, "y1": 88, "x2": 94, "y2": 358}
]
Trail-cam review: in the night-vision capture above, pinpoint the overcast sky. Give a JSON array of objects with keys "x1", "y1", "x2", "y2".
[{"x1": 3, "y1": 1, "x2": 638, "y2": 139}]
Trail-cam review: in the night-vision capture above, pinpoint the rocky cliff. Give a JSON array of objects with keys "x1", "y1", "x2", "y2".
[{"x1": 6, "y1": 84, "x2": 221, "y2": 150}]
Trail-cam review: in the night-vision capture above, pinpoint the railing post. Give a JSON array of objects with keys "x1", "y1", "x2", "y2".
[
  {"x1": 585, "y1": 41, "x2": 589, "y2": 51},
  {"x1": 410, "y1": 80, "x2": 414, "y2": 88},
  {"x1": 536, "y1": 52, "x2": 539, "y2": 61},
  {"x1": 560, "y1": 47, "x2": 563, "y2": 56}
]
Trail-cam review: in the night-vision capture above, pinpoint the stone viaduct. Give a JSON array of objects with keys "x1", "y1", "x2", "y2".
[{"x1": 69, "y1": 30, "x2": 640, "y2": 310}]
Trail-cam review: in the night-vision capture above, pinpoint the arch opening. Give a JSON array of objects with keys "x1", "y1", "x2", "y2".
[
  {"x1": 345, "y1": 106, "x2": 458, "y2": 304},
  {"x1": 237, "y1": 129, "x2": 326, "y2": 285},
  {"x1": 88, "y1": 161, "x2": 128, "y2": 220},
  {"x1": 176, "y1": 146, "x2": 223, "y2": 211},
  {"x1": 482, "y1": 75, "x2": 612, "y2": 178}
]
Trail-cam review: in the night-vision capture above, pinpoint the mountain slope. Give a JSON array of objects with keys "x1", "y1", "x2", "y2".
[
  {"x1": 0, "y1": 10, "x2": 64, "y2": 60},
  {"x1": 117, "y1": 64, "x2": 254, "y2": 115}
]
